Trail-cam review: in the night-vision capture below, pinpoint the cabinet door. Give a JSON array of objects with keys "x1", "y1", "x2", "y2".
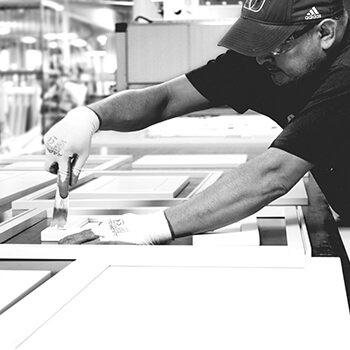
[{"x1": 1, "y1": 257, "x2": 349, "y2": 349}]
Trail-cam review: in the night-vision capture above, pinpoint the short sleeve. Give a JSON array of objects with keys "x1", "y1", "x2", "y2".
[
  {"x1": 271, "y1": 92, "x2": 350, "y2": 168},
  {"x1": 186, "y1": 50, "x2": 272, "y2": 114}
]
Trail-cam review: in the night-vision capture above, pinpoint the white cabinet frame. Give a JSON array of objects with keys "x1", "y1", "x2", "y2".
[
  {"x1": 132, "y1": 154, "x2": 248, "y2": 169},
  {"x1": 0, "y1": 154, "x2": 132, "y2": 171},
  {"x1": 12, "y1": 170, "x2": 223, "y2": 211},
  {"x1": 0, "y1": 157, "x2": 132, "y2": 209},
  {"x1": 1, "y1": 206, "x2": 311, "y2": 258},
  {"x1": 0, "y1": 172, "x2": 56, "y2": 208},
  {"x1": 0, "y1": 250, "x2": 349, "y2": 350}
]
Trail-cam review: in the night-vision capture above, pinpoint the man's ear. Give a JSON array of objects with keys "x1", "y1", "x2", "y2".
[{"x1": 317, "y1": 19, "x2": 337, "y2": 50}]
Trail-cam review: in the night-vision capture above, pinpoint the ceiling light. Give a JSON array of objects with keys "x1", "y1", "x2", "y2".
[
  {"x1": 48, "y1": 42, "x2": 59, "y2": 49},
  {"x1": 21, "y1": 36, "x2": 37, "y2": 44},
  {"x1": 0, "y1": 26, "x2": 10, "y2": 35}
]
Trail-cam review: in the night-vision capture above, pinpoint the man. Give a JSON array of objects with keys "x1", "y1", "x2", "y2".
[{"x1": 44, "y1": 0, "x2": 350, "y2": 244}]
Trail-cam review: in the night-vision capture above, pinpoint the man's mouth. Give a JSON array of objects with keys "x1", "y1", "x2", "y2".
[{"x1": 266, "y1": 65, "x2": 280, "y2": 74}]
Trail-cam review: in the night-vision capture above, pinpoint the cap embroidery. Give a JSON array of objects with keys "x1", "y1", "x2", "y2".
[
  {"x1": 305, "y1": 6, "x2": 322, "y2": 20},
  {"x1": 287, "y1": 114, "x2": 295, "y2": 123},
  {"x1": 243, "y1": 0, "x2": 266, "y2": 13}
]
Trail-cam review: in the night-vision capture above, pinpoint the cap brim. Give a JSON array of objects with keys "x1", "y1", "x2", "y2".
[{"x1": 218, "y1": 17, "x2": 301, "y2": 57}]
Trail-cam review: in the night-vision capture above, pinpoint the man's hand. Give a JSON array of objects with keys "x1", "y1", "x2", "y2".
[
  {"x1": 58, "y1": 211, "x2": 173, "y2": 245},
  {"x1": 44, "y1": 106, "x2": 100, "y2": 192}
]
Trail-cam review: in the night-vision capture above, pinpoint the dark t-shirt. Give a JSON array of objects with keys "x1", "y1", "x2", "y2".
[{"x1": 186, "y1": 24, "x2": 350, "y2": 217}]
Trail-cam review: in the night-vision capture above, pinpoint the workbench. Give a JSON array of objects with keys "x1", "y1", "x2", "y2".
[{"x1": 0, "y1": 113, "x2": 349, "y2": 348}]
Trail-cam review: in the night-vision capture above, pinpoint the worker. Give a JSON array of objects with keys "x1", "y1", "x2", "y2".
[{"x1": 44, "y1": 0, "x2": 350, "y2": 244}]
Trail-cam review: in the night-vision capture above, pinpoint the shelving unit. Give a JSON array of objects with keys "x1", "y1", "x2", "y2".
[{"x1": 0, "y1": 0, "x2": 64, "y2": 147}]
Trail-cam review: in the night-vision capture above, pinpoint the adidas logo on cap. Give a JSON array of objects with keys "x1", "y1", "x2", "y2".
[{"x1": 305, "y1": 6, "x2": 322, "y2": 20}]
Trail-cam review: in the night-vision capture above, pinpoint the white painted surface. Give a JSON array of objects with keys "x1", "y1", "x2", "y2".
[
  {"x1": 0, "y1": 270, "x2": 51, "y2": 314},
  {"x1": 0, "y1": 171, "x2": 56, "y2": 207},
  {"x1": 70, "y1": 175, "x2": 190, "y2": 199},
  {"x1": 132, "y1": 154, "x2": 247, "y2": 169},
  {"x1": 2, "y1": 258, "x2": 349, "y2": 350}
]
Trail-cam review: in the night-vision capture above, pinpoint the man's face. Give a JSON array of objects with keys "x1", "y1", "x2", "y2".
[{"x1": 256, "y1": 28, "x2": 326, "y2": 86}]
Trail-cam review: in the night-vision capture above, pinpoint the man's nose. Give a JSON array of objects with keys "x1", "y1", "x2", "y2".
[{"x1": 256, "y1": 54, "x2": 273, "y2": 65}]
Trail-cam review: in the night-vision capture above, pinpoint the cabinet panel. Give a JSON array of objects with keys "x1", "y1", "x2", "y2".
[
  {"x1": 12, "y1": 170, "x2": 223, "y2": 210},
  {"x1": 1, "y1": 257, "x2": 349, "y2": 349},
  {"x1": 132, "y1": 154, "x2": 247, "y2": 169},
  {"x1": 70, "y1": 175, "x2": 190, "y2": 199}
]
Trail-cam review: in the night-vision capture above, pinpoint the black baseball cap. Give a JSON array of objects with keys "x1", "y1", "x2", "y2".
[{"x1": 218, "y1": 0, "x2": 345, "y2": 57}]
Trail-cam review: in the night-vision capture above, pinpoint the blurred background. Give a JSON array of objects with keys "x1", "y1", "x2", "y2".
[{"x1": 0, "y1": 0, "x2": 244, "y2": 153}]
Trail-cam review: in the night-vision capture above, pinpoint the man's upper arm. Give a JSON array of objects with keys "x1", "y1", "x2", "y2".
[
  {"x1": 160, "y1": 75, "x2": 214, "y2": 121},
  {"x1": 259, "y1": 147, "x2": 314, "y2": 193}
]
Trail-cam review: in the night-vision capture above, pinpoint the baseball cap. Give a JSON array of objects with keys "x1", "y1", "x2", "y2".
[{"x1": 218, "y1": 0, "x2": 345, "y2": 57}]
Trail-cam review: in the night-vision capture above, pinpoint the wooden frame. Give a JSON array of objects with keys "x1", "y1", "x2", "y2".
[
  {"x1": 70, "y1": 174, "x2": 191, "y2": 200},
  {"x1": 0, "y1": 251, "x2": 348, "y2": 349},
  {"x1": 0, "y1": 157, "x2": 133, "y2": 210},
  {"x1": 0, "y1": 171, "x2": 56, "y2": 208},
  {"x1": 132, "y1": 154, "x2": 308, "y2": 205},
  {"x1": 132, "y1": 154, "x2": 248, "y2": 169},
  {"x1": 1, "y1": 205, "x2": 311, "y2": 258},
  {"x1": 12, "y1": 170, "x2": 223, "y2": 211},
  {"x1": 0, "y1": 208, "x2": 47, "y2": 243},
  {"x1": 0, "y1": 154, "x2": 132, "y2": 171}
]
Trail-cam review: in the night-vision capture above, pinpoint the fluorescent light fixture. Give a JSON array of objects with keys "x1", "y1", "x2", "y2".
[
  {"x1": 42, "y1": 0, "x2": 64, "y2": 12},
  {"x1": 48, "y1": 41, "x2": 59, "y2": 49},
  {"x1": 21, "y1": 36, "x2": 37, "y2": 44},
  {"x1": 0, "y1": 26, "x2": 10, "y2": 35}
]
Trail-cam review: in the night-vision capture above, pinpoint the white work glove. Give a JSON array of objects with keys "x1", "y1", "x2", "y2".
[
  {"x1": 44, "y1": 106, "x2": 100, "y2": 192},
  {"x1": 59, "y1": 211, "x2": 173, "y2": 245}
]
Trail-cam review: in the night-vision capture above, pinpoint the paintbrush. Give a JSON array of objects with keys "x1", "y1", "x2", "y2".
[
  {"x1": 51, "y1": 167, "x2": 71, "y2": 230},
  {"x1": 51, "y1": 187, "x2": 69, "y2": 229}
]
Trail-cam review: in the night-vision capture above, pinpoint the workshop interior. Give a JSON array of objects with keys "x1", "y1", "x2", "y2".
[{"x1": 0, "y1": 0, "x2": 350, "y2": 348}]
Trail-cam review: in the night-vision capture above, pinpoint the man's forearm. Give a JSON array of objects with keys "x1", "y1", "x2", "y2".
[
  {"x1": 88, "y1": 85, "x2": 169, "y2": 132},
  {"x1": 165, "y1": 166, "x2": 281, "y2": 239},
  {"x1": 164, "y1": 148, "x2": 312, "y2": 239}
]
